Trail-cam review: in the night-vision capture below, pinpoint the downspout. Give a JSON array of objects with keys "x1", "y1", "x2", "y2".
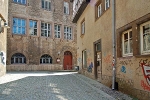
[{"x1": 112, "y1": 0, "x2": 116, "y2": 90}]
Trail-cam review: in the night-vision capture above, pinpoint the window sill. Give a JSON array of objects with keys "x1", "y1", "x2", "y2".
[{"x1": 135, "y1": 54, "x2": 150, "y2": 58}]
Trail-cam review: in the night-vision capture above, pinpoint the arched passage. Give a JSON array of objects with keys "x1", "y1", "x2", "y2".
[{"x1": 63, "y1": 51, "x2": 72, "y2": 70}]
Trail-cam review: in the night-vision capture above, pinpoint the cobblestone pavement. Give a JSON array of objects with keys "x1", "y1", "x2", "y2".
[{"x1": 0, "y1": 72, "x2": 134, "y2": 100}]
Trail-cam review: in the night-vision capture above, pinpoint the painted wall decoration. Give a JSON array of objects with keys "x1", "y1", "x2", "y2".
[
  {"x1": 87, "y1": 62, "x2": 93, "y2": 73},
  {"x1": 121, "y1": 66, "x2": 126, "y2": 73},
  {"x1": 139, "y1": 59, "x2": 150, "y2": 91}
]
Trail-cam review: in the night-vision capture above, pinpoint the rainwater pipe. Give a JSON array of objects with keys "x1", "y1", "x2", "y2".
[{"x1": 112, "y1": 0, "x2": 116, "y2": 90}]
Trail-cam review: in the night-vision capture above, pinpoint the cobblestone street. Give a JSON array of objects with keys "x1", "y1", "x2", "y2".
[{"x1": 0, "y1": 72, "x2": 133, "y2": 100}]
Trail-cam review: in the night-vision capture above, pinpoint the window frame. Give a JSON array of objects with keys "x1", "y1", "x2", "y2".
[
  {"x1": 122, "y1": 29, "x2": 133, "y2": 57},
  {"x1": 29, "y1": 20, "x2": 37, "y2": 36},
  {"x1": 64, "y1": 1, "x2": 69, "y2": 14},
  {"x1": 41, "y1": 22, "x2": 51, "y2": 37},
  {"x1": 98, "y1": 4, "x2": 102, "y2": 18},
  {"x1": 40, "y1": 54, "x2": 52, "y2": 64},
  {"x1": 105, "y1": 0, "x2": 110, "y2": 10},
  {"x1": 13, "y1": 0, "x2": 26, "y2": 5},
  {"x1": 54, "y1": 24, "x2": 61, "y2": 38},
  {"x1": 41, "y1": 0, "x2": 51, "y2": 11},
  {"x1": 140, "y1": 21, "x2": 150, "y2": 55},
  {"x1": 82, "y1": 49, "x2": 87, "y2": 68},
  {"x1": 12, "y1": 17, "x2": 26, "y2": 35},
  {"x1": 64, "y1": 26, "x2": 72, "y2": 40},
  {"x1": 81, "y1": 19, "x2": 85, "y2": 35},
  {"x1": 11, "y1": 53, "x2": 26, "y2": 64}
]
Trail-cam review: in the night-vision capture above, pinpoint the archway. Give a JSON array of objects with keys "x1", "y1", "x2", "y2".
[{"x1": 63, "y1": 51, "x2": 72, "y2": 70}]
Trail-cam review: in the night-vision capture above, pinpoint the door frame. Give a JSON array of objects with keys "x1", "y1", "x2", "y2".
[
  {"x1": 93, "y1": 39, "x2": 102, "y2": 79},
  {"x1": 63, "y1": 51, "x2": 72, "y2": 70}
]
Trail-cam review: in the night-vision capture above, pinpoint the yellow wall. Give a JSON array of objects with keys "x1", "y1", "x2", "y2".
[
  {"x1": 76, "y1": 0, "x2": 113, "y2": 84},
  {"x1": 0, "y1": 0, "x2": 8, "y2": 76}
]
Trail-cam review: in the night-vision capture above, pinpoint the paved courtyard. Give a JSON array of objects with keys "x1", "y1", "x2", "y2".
[{"x1": 0, "y1": 71, "x2": 134, "y2": 100}]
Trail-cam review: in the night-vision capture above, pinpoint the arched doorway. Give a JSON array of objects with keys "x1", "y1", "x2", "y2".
[{"x1": 63, "y1": 51, "x2": 72, "y2": 70}]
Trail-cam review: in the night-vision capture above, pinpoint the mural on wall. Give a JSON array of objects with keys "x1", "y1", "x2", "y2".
[{"x1": 138, "y1": 59, "x2": 150, "y2": 91}]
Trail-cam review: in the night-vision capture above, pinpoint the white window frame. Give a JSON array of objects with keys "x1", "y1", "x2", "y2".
[
  {"x1": 11, "y1": 53, "x2": 26, "y2": 64},
  {"x1": 13, "y1": 18, "x2": 26, "y2": 35},
  {"x1": 81, "y1": 20, "x2": 85, "y2": 35},
  {"x1": 41, "y1": 22, "x2": 51, "y2": 37},
  {"x1": 41, "y1": 0, "x2": 51, "y2": 11},
  {"x1": 98, "y1": 4, "x2": 102, "y2": 17},
  {"x1": 55, "y1": 24, "x2": 61, "y2": 38},
  {"x1": 29, "y1": 20, "x2": 37, "y2": 36},
  {"x1": 40, "y1": 54, "x2": 52, "y2": 64},
  {"x1": 64, "y1": 1, "x2": 69, "y2": 14},
  {"x1": 140, "y1": 21, "x2": 150, "y2": 55},
  {"x1": 64, "y1": 26, "x2": 72, "y2": 40},
  {"x1": 105, "y1": 0, "x2": 110, "y2": 10},
  {"x1": 122, "y1": 29, "x2": 133, "y2": 57}
]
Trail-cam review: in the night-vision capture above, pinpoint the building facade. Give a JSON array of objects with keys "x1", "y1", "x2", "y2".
[
  {"x1": 6, "y1": 0, "x2": 77, "y2": 71},
  {"x1": 0, "y1": 0, "x2": 9, "y2": 76},
  {"x1": 73, "y1": 0, "x2": 150, "y2": 99}
]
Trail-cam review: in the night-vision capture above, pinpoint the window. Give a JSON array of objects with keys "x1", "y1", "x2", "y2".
[
  {"x1": 29, "y1": 20, "x2": 37, "y2": 36},
  {"x1": 105, "y1": 0, "x2": 110, "y2": 10},
  {"x1": 41, "y1": 0, "x2": 51, "y2": 11},
  {"x1": 81, "y1": 20, "x2": 85, "y2": 35},
  {"x1": 11, "y1": 53, "x2": 26, "y2": 64},
  {"x1": 82, "y1": 50, "x2": 87, "y2": 68},
  {"x1": 140, "y1": 21, "x2": 150, "y2": 54},
  {"x1": 64, "y1": 1, "x2": 69, "y2": 14},
  {"x1": 64, "y1": 26, "x2": 72, "y2": 40},
  {"x1": 55, "y1": 24, "x2": 61, "y2": 38},
  {"x1": 41, "y1": 22, "x2": 51, "y2": 37},
  {"x1": 13, "y1": 18, "x2": 26, "y2": 35},
  {"x1": 40, "y1": 54, "x2": 52, "y2": 64},
  {"x1": 98, "y1": 4, "x2": 102, "y2": 17},
  {"x1": 13, "y1": 0, "x2": 26, "y2": 5},
  {"x1": 122, "y1": 29, "x2": 133, "y2": 56}
]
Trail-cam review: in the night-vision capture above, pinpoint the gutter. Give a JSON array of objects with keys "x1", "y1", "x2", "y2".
[{"x1": 112, "y1": 0, "x2": 116, "y2": 90}]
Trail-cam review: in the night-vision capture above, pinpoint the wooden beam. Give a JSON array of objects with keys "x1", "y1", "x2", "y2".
[{"x1": 0, "y1": 14, "x2": 6, "y2": 22}]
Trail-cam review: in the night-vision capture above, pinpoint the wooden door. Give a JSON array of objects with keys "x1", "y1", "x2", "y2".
[{"x1": 63, "y1": 51, "x2": 72, "y2": 70}]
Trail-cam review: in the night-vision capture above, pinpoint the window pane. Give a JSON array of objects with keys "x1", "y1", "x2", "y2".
[
  {"x1": 22, "y1": 27, "x2": 25, "y2": 34},
  {"x1": 13, "y1": 26, "x2": 17, "y2": 33},
  {"x1": 42, "y1": 0, "x2": 44, "y2": 8}
]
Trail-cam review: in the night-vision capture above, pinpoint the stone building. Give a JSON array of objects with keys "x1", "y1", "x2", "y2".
[
  {"x1": 0, "y1": 0, "x2": 9, "y2": 76},
  {"x1": 6, "y1": 0, "x2": 77, "y2": 71},
  {"x1": 72, "y1": 0, "x2": 150, "y2": 99}
]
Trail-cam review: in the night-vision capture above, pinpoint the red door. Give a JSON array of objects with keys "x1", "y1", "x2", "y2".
[{"x1": 63, "y1": 51, "x2": 72, "y2": 70}]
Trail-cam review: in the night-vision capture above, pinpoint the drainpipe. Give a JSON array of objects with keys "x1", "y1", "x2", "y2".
[{"x1": 112, "y1": 0, "x2": 116, "y2": 90}]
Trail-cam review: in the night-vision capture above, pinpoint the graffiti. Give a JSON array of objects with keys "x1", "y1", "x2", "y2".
[
  {"x1": 141, "y1": 80, "x2": 150, "y2": 91},
  {"x1": 119, "y1": 60, "x2": 133, "y2": 66},
  {"x1": 87, "y1": 62, "x2": 93, "y2": 73},
  {"x1": 77, "y1": 58, "x2": 82, "y2": 63},
  {"x1": 139, "y1": 59, "x2": 150, "y2": 86},
  {"x1": 103, "y1": 54, "x2": 111, "y2": 63},
  {"x1": 121, "y1": 66, "x2": 126, "y2": 73},
  {"x1": 0, "y1": 51, "x2": 6, "y2": 65}
]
